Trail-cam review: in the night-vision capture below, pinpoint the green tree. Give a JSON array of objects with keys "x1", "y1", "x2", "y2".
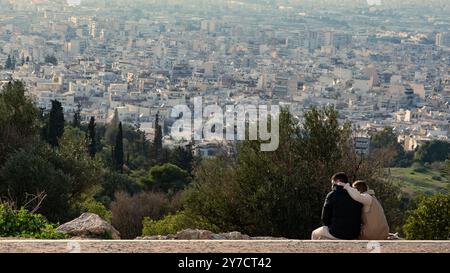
[
  {"x1": 234, "y1": 107, "x2": 346, "y2": 238},
  {"x1": 370, "y1": 127, "x2": 412, "y2": 167},
  {"x1": 414, "y1": 140, "x2": 450, "y2": 164},
  {"x1": 11, "y1": 55, "x2": 16, "y2": 70},
  {"x1": 113, "y1": 122, "x2": 124, "y2": 172},
  {"x1": 56, "y1": 126, "x2": 104, "y2": 218},
  {"x1": 79, "y1": 197, "x2": 112, "y2": 223},
  {"x1": 184, "y1": 108, "x2": 337, "y2": 238},
  {"x1": 0, "y1": 81, "x2": 39, "y2": 164},
  {"x1": 170, "y1": 143, "x2": 194, "y2": 174},
  {"x1": 153, "y1": 112, "x2": 163, "y2": 162},
  {"x1": 447, "y1": 159, "x2": 450, "y2": 183},
  {"x1": 121, "y1": 123, "x2": 152, "y2": 170},
  {"x1": 44, "y1": 55, "x2": 58, "y2": 66},
  {"x1": 403, "y1": 193, "x2": 450, "y2": 240},
  {"x1": 5, "y1": 55, "x2": 12, "y2": 70},
  {"x1": 142, "y1": 211, "x2": 219, "y2": 236},
  {"x1": 46, "y1": 100, "x2": 65, "y2": 147},
  {"x1": 72, "y1": 102, "x2": 82, "y2": 128},
  {"x1": 183, "y1": 156, "x2": 244, "y2": 232},
  {"x1": 99, "y1": 172, "x2": 142, "y2": 204},
  {"x1": 87, "y1": 116, "x2": 97, "y2": 158},
  {"x1": 0, "y1": 204, "x2": 67, "y2": 239},
  {"x1": 0, "y1": 142, "x2": 72, "y2": 222},
  {"x1": 143, "y1": 163, "x2": 191, "y2": 194}
]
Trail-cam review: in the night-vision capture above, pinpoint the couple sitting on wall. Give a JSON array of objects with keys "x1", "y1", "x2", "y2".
[{"x1": 311, "y1": 172, "x2": 389, "y2": 240}]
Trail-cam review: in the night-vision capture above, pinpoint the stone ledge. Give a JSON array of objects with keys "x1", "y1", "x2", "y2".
[{"x1": 0, "y1": 240, "x2": 449, "y2": 253}]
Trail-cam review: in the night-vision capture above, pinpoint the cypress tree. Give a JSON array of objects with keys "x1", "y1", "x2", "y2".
[
  {"x1": 45, "y1": 55, "x2": 57, "y2": 66},
  {"x1": 47, "y1": 100, "x2": 65, "y2": 147},
  {"x1": 11, "y1": 55, "x2": 16, "y2": 70},
  {"x1": 5, "y1": 55, "x2": 12, "y2": 69},
  {"x1": 153, "y1": 112, "x2": 163, "y2": 162},
  {"x1": 111, "y1": 108, "x2": 119, "y2": 127},
  {"x1": 72, "y1": 102, "x2": 82, "y2": 128},
  {"x1": 113, "y1": 122, "x2": 124, "y2": 172},
  {"x1": 184, "y1": 142, "x2": 194, "y2": 174},
  {"x1": 87, "y1": 116, "x2": 97, "y2": 158}
]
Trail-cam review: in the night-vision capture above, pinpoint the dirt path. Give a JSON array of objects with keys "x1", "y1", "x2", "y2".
[{"x1": 0, "y1": 240, "x2": 449, "y2": 253}]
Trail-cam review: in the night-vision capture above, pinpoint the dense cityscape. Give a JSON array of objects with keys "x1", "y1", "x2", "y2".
[{"x1": 0, "y1": 0, "x2": 449, "y2": 156}]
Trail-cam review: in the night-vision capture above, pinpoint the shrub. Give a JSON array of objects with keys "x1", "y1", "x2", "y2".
[
  {"x1": 403, "y1": 193, "x2": 450, "y2": 240},
  {"x1": 142, "y1": 163, "x2": 191, "y2": 194},
  {"x1": 414, "y1": 140, "x2": 450, "y2": 164},
  {"x1": 0, "y1": 204, "x2": 67, "y2": 239},
  {"x1": 142, "y1": 211, "x2": 219, "y2": 236},
  {"x1": 0, "y1": 131, "x2": 104, "y2": 223},
  {"x1": 430, "y1": 161, "x2": 445, "y2": 172},
  {"x1": 80, "y1": 197, "x2": 112, "y2": 223},
  {"x1": 0, "y1": 143, "x2": 72, "y2": 222},
  {"x1": 0, "y1": 81, "x2": 39, "y2": 165},
  {"x1": 413, "y1": 166, "x2": 428, "y2": 173},
  {"x1": 432, "y1": 175, "x2": 442, "y2": 181},
  {"x1": 369, "y1": 127, "x2": 414, "y2": 167},
  {"x1": 183, "y1": 157, "x2": 246, "y2": 234},
  {"x1": 100, "y1": 172, "x2": 142, "y2": 203},
  {"x1": 110, "y1": 191, "x2": 174, "y2": 239}
]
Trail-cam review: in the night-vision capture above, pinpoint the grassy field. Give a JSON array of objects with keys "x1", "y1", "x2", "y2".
[{"x1": 389, "y1": 167, "x2": 449, "y2": 196}]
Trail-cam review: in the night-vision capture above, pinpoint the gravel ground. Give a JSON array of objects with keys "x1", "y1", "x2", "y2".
[{"x1": 0, "y1": 240, "x2": 449, "y2": 253}]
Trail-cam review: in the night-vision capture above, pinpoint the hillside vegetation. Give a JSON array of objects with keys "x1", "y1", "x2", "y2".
[{"x1": 390, "y1": 166, "x2": 449, "y2": 196}]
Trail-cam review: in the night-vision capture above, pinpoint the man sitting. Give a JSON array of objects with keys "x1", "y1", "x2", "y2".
[{"x1": 311, "y1": 172, "x2": 362, "y2": 240}]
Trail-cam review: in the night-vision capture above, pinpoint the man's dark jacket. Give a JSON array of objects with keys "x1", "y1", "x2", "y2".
[{"x1": 321, "y1": 185, "x2": 363, "y2": 239}]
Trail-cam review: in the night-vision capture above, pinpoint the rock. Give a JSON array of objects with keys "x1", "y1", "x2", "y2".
[
  {"x1": 211, "y1": 234, "x2": 227, "y2": 240},
  {"x1": 135, "y1": 229, "x2": 284, "y2": 240},
  {"x1": 56, "y1": 213, "x2": 120, "y2": 239},
  {"x1": 219, "y1": 231, "x2": 251, "y2": 240},
  {"x1": 174, "y1": 229, "x2": 215, "y2": 240},
  {"x1": 166, "y1": 234, "x2": 176, "y2": 240}
]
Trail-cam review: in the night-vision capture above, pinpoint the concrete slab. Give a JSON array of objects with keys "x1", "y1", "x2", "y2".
[{"x1": 0, "y1": 240, "x2": 449, "y2": 253}]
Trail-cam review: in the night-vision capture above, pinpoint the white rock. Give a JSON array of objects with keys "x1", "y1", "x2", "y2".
[{"x1": 56, "y1": 213, "x2": 120, "y2": 239}]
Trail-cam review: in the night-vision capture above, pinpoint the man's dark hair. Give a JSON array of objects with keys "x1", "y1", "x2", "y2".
[{"x1": 332, "y1": 172, "x2": 349, "y2": 184}]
